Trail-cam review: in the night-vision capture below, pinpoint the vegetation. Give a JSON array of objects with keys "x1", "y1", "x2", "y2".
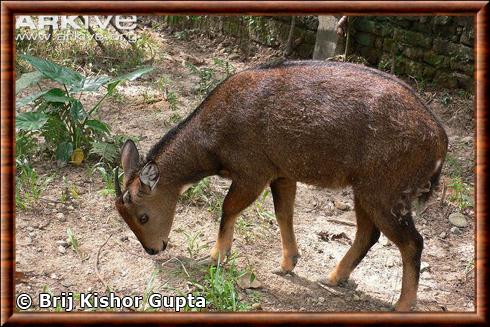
[
  {"x1": 189, "y1": 254, "x2": 251, "y2": 311},
  {"x1": 16, "y1": 54, "x2": 152, "y2": 166}
]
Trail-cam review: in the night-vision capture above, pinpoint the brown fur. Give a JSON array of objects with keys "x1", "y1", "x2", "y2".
[{"x1": 115, "y1": 60, "x2": 448, "y2": 311}]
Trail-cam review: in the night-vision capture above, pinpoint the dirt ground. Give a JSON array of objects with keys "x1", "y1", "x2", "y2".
[{"x1": 15, "y1": 27, "x2": 476, "y2": 312}]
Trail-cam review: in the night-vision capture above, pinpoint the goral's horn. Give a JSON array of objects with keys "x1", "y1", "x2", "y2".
[{"x1": 115, "y1": 167, "x2": 122, "y2": 197}]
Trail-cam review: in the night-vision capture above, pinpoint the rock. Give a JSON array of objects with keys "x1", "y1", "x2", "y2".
[
  {"x1": 450, "y1": 226, "x2": 462, "y2": 235},
  {"x1": 25, "y1": 237, "x2": 33, "y2": 245},
  {"x1": 229, "y1": 53, "x2": 240, "y2": 60},
  {"x1": 421, "y1": 270, "x2": 432, "y2": 279},
  {"x1": 56, "y1": 240, "x2": 69, "y2": 248},
  {"x1": 120, "y1": 236, "x2": 129, "y2": 242},
  {"x1": 58, "y1": 245, "x2": 66, "y2": 254},
  {"x1": 237, "y1": 272, "x2": 262, "y2": 289},
  {"x1": 318, "y1": 296, "x2": 325, "y2": 303},
  {"x1": 386, "y1": 258, "x2": 395, "y2": 267},
  {"x1": 353, "y1": 294, "x2": 361, "y2": 301},
  {"x1": 27, "y1": 226, "x2": 34, "y2": 232},
  {"x1": 421, "y1": 262, "x2": 430, "y2": 273},
  {"x1": 334, "y1": 199, "x2": 351, "y2": 211},
  {"x1": 67, "y1": 205, "x2": 74, "y2": 210},
  {"x1": 251, "y1": 303, "x2": 262, "y2": 310},
  {"x1": 439, "y1": 231, "x2": 447, "y2": 239},
  {"x1": 449, "y1": 212, "x2": 468, "y2": 228},
  {"x1": 461, "y1": 136, "x2": 472, "y2": 144},
  {"x1": 380, "y1": 235, "x2": 391, "y2": 246},
  {"x1": 50, "y1": 273, "x2": 58, "y2": 279},
  {"x1": 56, "y1": 212, "x2": 66, "y2": 222}
]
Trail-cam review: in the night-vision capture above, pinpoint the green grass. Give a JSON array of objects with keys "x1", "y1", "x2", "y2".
[
  {"x1": 16, "y1": 161, "x2": 53, "y2": 209},
  {"x1": 181, "y1": 178, "x2": 222, "y2": 219},
  {"x1": 448, "y1": 176, "x2": 473, "y2": 210},
  {"x1": 183, "y1": 231, "x2": 207, "y2": 260},
  {"x1": 189, "y1": 253, "x2": 251, "y2": 311}
]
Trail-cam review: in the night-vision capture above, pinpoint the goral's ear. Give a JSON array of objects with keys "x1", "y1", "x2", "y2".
[
  {"x1": 121, "y1": 140, "x2": 139, "y2": 183},
  {"x1": 140, "y1": 161, "x2": 160, "y2": 192}
]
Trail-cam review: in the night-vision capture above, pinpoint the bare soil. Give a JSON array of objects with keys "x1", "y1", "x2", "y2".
[{"x1": 15, "y1": 28, "x2": 475, "y2": 312}]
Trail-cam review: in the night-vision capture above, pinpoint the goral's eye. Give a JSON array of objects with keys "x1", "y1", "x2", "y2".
[{"x1": 139, "y1": 214, "x2": 149, "y2": 224}]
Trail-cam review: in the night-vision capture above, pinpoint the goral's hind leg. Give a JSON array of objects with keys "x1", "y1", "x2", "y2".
[
  {"x1": 323, "y1": 193, "x2": 380, "y2": 285},
  {"x1": 271, "y1": 178, "x2": 300, "y2": 273},
  {"x1": 210, "y1": 179, "x2": 267, "y2": 263},
  {"x1": 372, "y1": 209, "x2": 423, "y2": 312}
]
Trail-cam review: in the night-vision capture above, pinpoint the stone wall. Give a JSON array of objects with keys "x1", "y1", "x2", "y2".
[
  {"x1": 162, "y1": 16, "x2": 317, "y2": 58},
  {"x1": 350, "y1": 16, "x2": 474, "y2": 89},
  {"x1": 162, "y1": 16, "x2": 475, "y2": 90}
]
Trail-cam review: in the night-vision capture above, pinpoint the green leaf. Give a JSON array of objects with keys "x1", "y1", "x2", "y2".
[
  {"x1": 89, "y1": 141, "x2": 118, "y2": 164},
  {"x1": 85, "y1": 119, "x2": 111, "y2": 135},
  {"x1": 20, "y1": 54, "x2": 84, "y2": 88},
  {"x1": 42, "y1": 88, "x2": 75, "y2": 103},
  {"x1": 16, "y1": 71, "x2": 44, "y2": 95},
  {"x1": 107, "y1": 66, "x2": 154, "y2": 94},
  {"x1": 56, "y1": 142, "x2": 73, "y2": 164},
  {"x1": 16, "y1": 112, "x2": 49, "y2": 131},
  {"x1": 112, "y1": 66, "x2": 154, "y2": 83},
  {"x1": 106, "y1": 80, "x2": 122, "y2": 95},
  {"x1": 70, "y1": 100, "x2": 86, "y2": 122},
  {"x1": 16, "y1": 90, "x2": 49, "y2": 108},
  {"x1": 70, "y1": 75, "x2": 112, "y2": 93},
  {"x1": 42, "y1": 115, "x2": 69, "y2": 147}
]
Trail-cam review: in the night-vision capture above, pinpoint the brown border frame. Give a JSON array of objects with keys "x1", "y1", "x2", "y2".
[{"x1": 1, "y1": 1, "x2": 488, "y2": 325}]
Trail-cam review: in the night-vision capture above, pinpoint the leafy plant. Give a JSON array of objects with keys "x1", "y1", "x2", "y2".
[
  {"x1": 93, "y1": 163, "x2": 122, "y2": 196},
  {"x1": 183, "y1": 231, "x2": 206, "y2": 260},
  {"x1": 448, "y1": 176, "x2": 473, "y2": 210},
  {"x1": 166, "y1": 91, "x2": 179, "y2": 111},
  {"x1": 16, "y1": 54, "x2": 153, "y2": 166},
  {"x1": 141, "y1": 268, "x2": 161, "y2": 312},
  {"x1": 255, "y1": 190, "x2": 275, "y2": 221},
  {"x1": 190, "y1": 253, "x2": 250, "y2": 311},
  {"x1": 16, "y1": 160, "x2": 53, "y2": 209},
  {"x1": 66, "y1": 228, "x2": 79, "y2": 252}
]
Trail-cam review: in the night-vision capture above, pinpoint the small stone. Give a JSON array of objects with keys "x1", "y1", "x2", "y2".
[
  {"x1": 58, "y1": 245, "x2": 66, "y2": 254},
  {"x1": 461, "y1": 136, "x2": 472, "y2": 144},
  {"x1": 229, "y1": 53, "x2": 240, "y2": 60},
  {"x1": 27, "y1": 226, "x2": 34, "y2": 232},
  {"x1": 439, "y1": 231, "x2": 447, "y2": 239},
  {"x1": 251, "y1": 303, "x2": 262, "y2": 310},
  {"x1": 421, "y1": 262, "x2": 430, "y2": 273},
  {"x1": 56, "y1": 240, "x2": 69, "y2": 248},
  {"x1": 449, "y1": 212, "x2": 468, "y2": 228},
  {"x1": 25, "y1": 237, "x2": 33, "y2": 245},
  {"x1": 318, "y1": 296, "x2": 325, "y2": 303},
  {"x1": 386, "y1": 258, "x2": 395, "y2": 267},
  {"x1": 237, "y1": 272, "x2": 262, "y2": 289},
  {"x1": 120, "y1": 236, "x2": 129, "y2": 242},
  {"x1": 50, "y1": 273, "x2": 58, "y2": 279},
  {"x1": 56, "y1": 212, "x2": 66, "y2": 222},
  {"x1": 334, "y1": 199, "x2": 351, "y2": 211},
  {"x1": 421, "y1": 270, "x2": 432, "y2": 279},
  {"x1": 67, "y1": 206, "x2": 74, "y2": 210},
  {"x1": 353, "y1": 294, "x2": 361, "y2": 301},
  {"x1": 380, "y1": 236, "x2": 391, "y2": 246},
  {"x1": 450, "y1": 226, "x2": 462, "y2": 235}
]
